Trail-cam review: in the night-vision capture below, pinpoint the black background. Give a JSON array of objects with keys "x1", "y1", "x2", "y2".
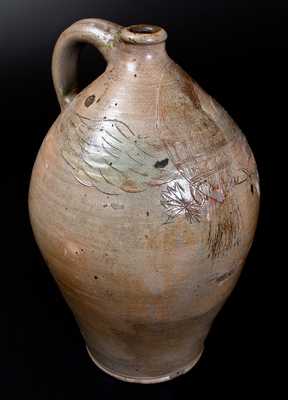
[{"x1": 1, "y1": 0, "x2": 285, "y2": 398}]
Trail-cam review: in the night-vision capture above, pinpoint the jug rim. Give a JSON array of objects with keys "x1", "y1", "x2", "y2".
[{"x1": 120, "y1": 24, "x2": 168, "y2": 45}]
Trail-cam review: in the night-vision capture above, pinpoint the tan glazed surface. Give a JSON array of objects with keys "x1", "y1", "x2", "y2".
[{"x1": 28, "y1": 19, "x2": 260, "y2": 383}]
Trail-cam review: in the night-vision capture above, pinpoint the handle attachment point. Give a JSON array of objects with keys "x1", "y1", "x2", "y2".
[{"x1": 52, "y1": 19, "x2": 122, "y2": 110}]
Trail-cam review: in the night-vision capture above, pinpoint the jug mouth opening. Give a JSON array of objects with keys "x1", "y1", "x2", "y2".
[{"x1": 120, "y1": 24, "x2": 167, "y2": 45}]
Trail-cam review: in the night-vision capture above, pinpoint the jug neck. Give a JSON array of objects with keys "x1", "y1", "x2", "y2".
[{"x1": 110, "y1": 24, "x2": 170, "y2": 66}]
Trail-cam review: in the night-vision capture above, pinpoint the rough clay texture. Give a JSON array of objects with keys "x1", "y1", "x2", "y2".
[{"x1": 29, "y1": 19, "x2": 260, "y2": 383}]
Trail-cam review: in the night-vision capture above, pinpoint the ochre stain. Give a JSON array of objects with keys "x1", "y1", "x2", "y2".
[
  {"x1": 120, "y1": 179, "x2": 142, "y2": 193},
  {"x1": 144, "y1": 219, "x2": 196, "y2": 252},
  {"x1": 208, "y1": 198, "x2": 241, "y2": 259},
  {"x1": 180, "y1": 75, "x2": 202, "y2": 109}
]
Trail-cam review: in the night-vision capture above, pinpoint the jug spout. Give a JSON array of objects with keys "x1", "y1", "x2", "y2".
[
  {"x1": 111, "y1": 24, "x2": 170, "y2": 72},
  {"x1": 119, "y1": 24, "x2": 168, "y2": 45}
]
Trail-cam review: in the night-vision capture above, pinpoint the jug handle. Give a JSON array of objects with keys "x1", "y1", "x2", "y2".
[{"x1": 52, "y1": 19, "x2": 122, "y2": 110}]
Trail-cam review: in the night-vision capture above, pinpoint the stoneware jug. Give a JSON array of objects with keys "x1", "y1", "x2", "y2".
[{"x1": 29, "y1": 18, "x2": 260, "y2": 383}]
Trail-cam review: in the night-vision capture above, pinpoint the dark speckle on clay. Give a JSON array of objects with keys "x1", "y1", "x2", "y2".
[
  {"x1": 154, "y1": 158, "x2": 169, "y2": 169},
  {"x1": 85, "y1": 95, "x2": 95, "y2": 107}
]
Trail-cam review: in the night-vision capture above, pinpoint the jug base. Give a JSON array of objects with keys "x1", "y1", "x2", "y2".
[{"x1": 86, "y1": 346, "x2": 203, "y2": 384}]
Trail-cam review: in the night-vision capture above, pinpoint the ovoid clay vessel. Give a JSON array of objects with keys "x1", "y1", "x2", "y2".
[{"x1": 29, "y1": 19, "x2": 260, "y2": 383}]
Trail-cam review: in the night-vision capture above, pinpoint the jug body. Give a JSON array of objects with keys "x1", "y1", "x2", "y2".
[{"x1": 29, "y1": 19, "x2": 260, "y2": 383}]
